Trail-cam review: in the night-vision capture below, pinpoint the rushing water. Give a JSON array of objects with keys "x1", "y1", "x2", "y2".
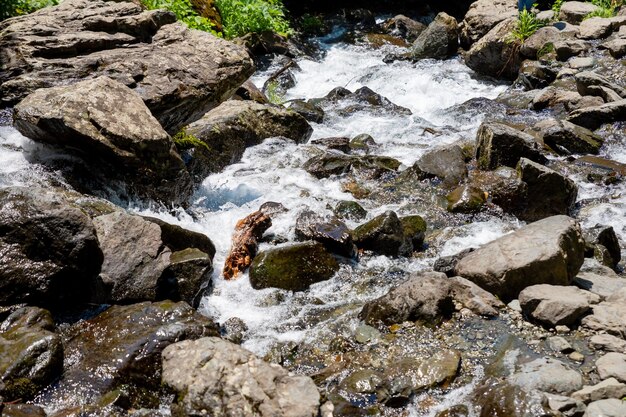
[{"x1": 1, "y1": 29, "x2": 625, "y2": 416}]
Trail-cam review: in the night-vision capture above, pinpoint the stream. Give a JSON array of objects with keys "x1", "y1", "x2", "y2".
[{"x1": 1, "y1": 24, "x2": 625, "y2": 416}]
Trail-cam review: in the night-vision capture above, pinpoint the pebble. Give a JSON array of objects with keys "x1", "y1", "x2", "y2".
[{"x1": 569, "y1": 351, "x2": 585, "y2": 362}]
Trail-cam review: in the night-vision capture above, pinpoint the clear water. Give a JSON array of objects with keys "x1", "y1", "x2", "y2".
[{"x1": 1, "y1": 33, "x2": 624, "y2": 416}]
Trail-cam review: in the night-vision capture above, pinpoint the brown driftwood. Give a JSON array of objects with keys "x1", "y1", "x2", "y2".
[{"x1": 222, "y1": 210, "x2": 272, "y2": 280}]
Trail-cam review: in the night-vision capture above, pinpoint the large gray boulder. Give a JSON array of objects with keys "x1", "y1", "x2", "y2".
[
  {"x1": 517, "y1": 158, "x2": 578, "y2": 221},
  {"x1": 93, "y1": 211, "x2": 214, "y2": 305},
  {"x1": 459, "y1": 0, "x2": 517, "y2": 47},
  {"x1": 14, "y1": 76, "x2": 192, "y2": 204},
  {"x1": 455, "y1": 216, "x2": 586, "y2": 301},
  {"x1": 0, "y1": 0, "x2": 254, "y2": 133},
  {"x1": 44, "y1": 301, "x2": 218, "y2": 410},
  {"x1": 183, "y1": 101, "x2": 312, "y2": 182},
  {"x1": 582, "y1": 288, "x2": 626, "y2": 337},
  {"x1": 475, "y1": 122, "x2": 545, "y2": 170},
  {"x1": 0, "y1": 187, "x2": 103, "y2": 309},
  {"x1": 411, "y1": 12, "x2": 459, "y2": 60},
  {"x1": 567, "y1": 99, "x2": 626, "y2": 130},
  {"x1": 465, "y1": 18, "x2": 522, "y2": 80},
  {"x1": 416, "y1": 144, "x2": 467, "y2": 186},
  {"x1": 559, "y1": 1, "x2": 600, "y2": 25},
  {"x1": 508, "y1": 357, "x2": 583, "y2": 395},
  {"x1": 0, "y1": 307, "x2": 63, "y2": 401},
  {"x1": 584, "y1": 399, "x2": 626, "y2": 417},
  {"x1": 162, "y1": 337, "x2": 321, "y2": 417},
  {"x1": 536, "y1": 118, "x2": 603, "y2": 155},
  {"x1": 519, "y1": 284, "x2": 600, "y2": 327}
]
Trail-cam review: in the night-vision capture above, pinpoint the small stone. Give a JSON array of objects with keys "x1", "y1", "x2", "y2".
[
  {"x1": 556, "y1": 325, "x2": 571, "y2": 334},
  {"x1": 569, "y1": 352, "x2": 585, "y2": 362},
  {"x1": 508, "y1": 299, "x2": 522, "y2": 312},
  {"x1": 589, "y1": 334, "x2": 626, "y2": 353},
  {"x1": 569, "y1": 57, "x2": 596, "y2": 69},
  {"x1": 355, "y1": 325, "x2": 381, "y2": 344},
  {"x1": 547, "y1": 336, "x2": 574, "y2": 353}
]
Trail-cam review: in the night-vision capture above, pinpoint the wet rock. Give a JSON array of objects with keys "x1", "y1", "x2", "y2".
[
  {"x1": 575, "y1": 72, "x2": 626, "y2": 101},
  {"x1": 1, "y1": 404, "x2": 47, "y2": 417},
  {"x1": 295, "y1": 210, "x2": 355, "y2": 257},
  {"x1": 601, "y1": 38, "x2": 626, "y2": 58},
  {"x1": 345, "y1": 8, "x2": 377, "y2": 31},
  {"x1": 382, "y1": 15, "x2": 426, "y2": 42},
  {"x1": 446, "y1": 184, "x2": 487, "y2": 213},
  {"x1": 349, "y1": 134, "x2": 376, "y2": 153},
  {"x1": 162, "y1": 337, "x2": 320, "y2": 417},
  {"x1": 465, "y1": 18, "x2": 522, "y2": 80},
  {"x1": 455, "y1": 215, "x2": 586, "y2": 301},
  {"x1": 596, "y1": 353, "x2": 626, "y2": 383},
  {"x1": 474, "y1": 380, "x2": 553, "y2": 416},
  {"x1": 555, "y1": 39, "x2": 591, "y2": 61},
  {"x1": 249, "y1": 242, "x2": 339, "y2": 291},
  {"x1": 354, "y1": 325, "x2": 381, "y2": 344},
  {"x1": 468, "y1": 168, "x2": 527, "y2": 215},
  {"x1": 532, "y1": 87, "x2": 587, "y2": 111},
  {"x1": 579, "y1": 17, "x2": 614, "y2": 39},
  {"x1": 0, "y1": 307, "x2": 63, "y2": 401},
  {"x1": 475, "y1": 122, "x2": 545, "y2": 170},
  {"x1": 94, "y1": 211, "x2": 213, "y2": 305},
  {"x1": 311, "y1": 137, "x2": 351, "y2": 153},
  {"x1": 559, "y1": 1, "x2": 600, "y2": 24},
  {"x1": 378, "y1": 350, "x2": 460, "y2": 407},
  {"x1": 517, "y1": 158, "x2": 578, "y2": 221},
  {"x1": 572, "y1": 378, "x2": 626, "y2": 403},
  {"x1": 303, "y1": 153, "x2": 400, "y2": 179},
  {"x1": 235, "y1": 80, "x2": 268, "y2": 104},
  {"x1": 545, "y1": 393, "x2": 586, "y2": 417},
  {"x1": 334, "y1": 200, "x2": 367, "y2": 221},
  {"x1": 288, "y1": 100, "x2": 324, "y2": 124},
  {"x1": 416, "y1": 144, "x2": 467, "y2": 186},
  {"x1": 583, "y1": 399, "x2": 626, "y2": 417},
  {"x1": 13, "y1": 76, "x2": 191, "y2": 204},
  {"x1": 460, "y1": 0, "x2": 517, "y2": 47},
  {"x1": 411, "y1": 12, "x2": 459, "y2": 60},
  {"x1": 516, "y1": 60, "x2": 559, "y2": 90},
  {"x1": 221, "y1": 317, "x2": 248, "y2": 345},
  {"x1": 546, "y1": 336, "x2": 574, "y2": 353},
  {"x1": 315, "y1": 87, "x2": 412, "y2": 116},
  {"x1": 508, "y1": 357, "x2": 583, "y2": 394},
  {"x1": 574, "y1": 272, "x2": 626, "y2": 300},
  {"x1": 0, "y1": 0, "x2": 254, "y2": 132},
  {"x1": 184, "y1": 101, "x2": 312, "y2": 182},
  {"x1": 567, "y1": 99, "x2": 626, "y2": 130},
  {"x1": 50, "y1": 301, "x2": 218, "y2": 409},
  {"x1": 519, "y1": 284, "x2": 600, "y2": 327},
  {"x1": 359, "y1": 271, "x2": 455, "y2": 325},
  {"x1": 582, "y1": 288, "x2": 626, "y2": 337},
  {"x1": 435, "y1": 405, "x2": 469, "y2": 417},
  {"x1": 352, "y1": 211, "x2": 408, "y2": 257},
  {"x1": 520, "y1": 27, "x2": 564, "y2": 59},
  {"x1": 589, "y1": 334, "x2": 626, "y2": 353},
  {"x1": 434, "y1": 248, "x2": 475, "y2": 277},
  {"x1": 0, "y1": 187, "x2": 102, "y2": 309},
  {"x1": 536, "y1": 119, "x2": 603, "y2": 155},
  {"x1": 400, "y1": 215, "x2": 427, "y2": 251}
]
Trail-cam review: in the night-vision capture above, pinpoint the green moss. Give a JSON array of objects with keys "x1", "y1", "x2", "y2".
[
  {"x1": 141, "y1": 0, "x2": 220, "y2": 34},
  {"x1": 172, "y1": 129, "x2": 210, "y2": 151}
]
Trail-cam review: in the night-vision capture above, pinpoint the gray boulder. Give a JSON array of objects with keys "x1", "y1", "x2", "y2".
[
  {"x1": 416, "y1": 144, "x2": 467, "y2": 186},
  {"x1": 162, "y1": 337, "x2": 321, "y2": 417},
  {"x1": 584, "y1": 399, "x2": 626, "y2": 417},
  {"x1": 536, "y1": 119, "x2": 603, "y2": 155},
  {"x1": 0, "y1": 0, "x2": 254, "y2": 132},
  {"x1": 411, "y1": 12, "x2": 459, "y2": 60},
  {"x1": 459, "y1": 0, "x2": 517, "y2": 47},
  {"x1": 590, "y1": 334, "x2": 626, "y2": 353},
  {"x1": 517, "y1": 158, "x2": 578, "y2": 222},
  {"x1": 574, "y1": 272, "x2": 626, "y2": 300},
  {"x1": 518, "y1": 284, "x2": 600, "y2": 327},
  {"x1": 601, "y1": 38, "x2": 626, "y2": 58},
  {"x1": 555, "y1": 39, "x2": 591, "y2": 61},
  {"x1": 183, "y1": 101, "x2": 312, "y2": 181},
  {"x1": 465, "y1": 18, "x2": 522, "y2": 80},
  {"x1": 575, "y1": 72, "x2": 626, "y2": 100},
  {"x1": 0, "y1": 187, "x2": 103, "y2": 309},
  {"x1": 0, "y1": 307, "x2": 63, "y2": 401},
  {"x1": 475, "y1": 122, "x2": 545, "y2": 170},
  {"x1": 559, "y1": 1, "x2": 600, "y2": 24},
  {"x1": 508, "y1": 357, "x2": 583, "y2": 395},
  {"x1": 578, "y1": 17, "x2": 614, "y2": 39},
  {"x1": 93, "y1": 211, "x2": 214, "y2": 305},
  {"x1": 572, "y1": 378, "x2": 626, "y2": 404},
  {"x1": 596, "y1": 353, "x2": 626, "y2": 383},
  {"x1": 295, "y1": 210, "x2": 355, "y2": 258},
  {"x1": 455, "y1": 216, "x2": 586, "y2": 301},
  {"x1": 567, "y1": 99, "x2": 626, "y2": 130},
  {"x1": 352, "y1": 211, "x2": 409, "y2": 256},
  {"x1": 382, "y1": 15, "x2": 426, "y2": 42},
  {"x1": 14, "y1": 76, "x2": 192, "y2": 204},
  {"x1": 582, "y1": 288, "x2": 626, "y2": 337}
]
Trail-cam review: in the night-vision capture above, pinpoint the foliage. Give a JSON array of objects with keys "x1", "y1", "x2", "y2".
[
  {"x1": 264, "y1": 80, "x2": 284, "y2": 104},
  {"x1": 172, "y1": 129, "x2": 209, "y2": 151},
  {"x1": 509, "y1": 7, "x2": 544, "y2": 43},
  {"x1": 0, "y1": 0, "x2": 58, "y2": 20},
  {"x1": 584, "y1": 0, "x2": 624, "y2": 18},
  {"x1": 299, "y1": 13, "x2": 325, "y2": 35},
  {"x1": 537, "y1": 42, "x2": 555, "y2": 59},
  {"x1": 141, "y1": 0, "x2": 219, "y2": 34},
  {"x1": 215, "y1": 0, "x2": 292, "y2": 39},
  {"x1": 551, "y1": 0, "x2": 565, "y2": 14}
]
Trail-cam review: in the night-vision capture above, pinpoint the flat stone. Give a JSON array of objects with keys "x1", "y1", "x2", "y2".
[
  {"x1": 572, "y1": 378, "x2": 626, "y2": 403},
  {"x1": 601, "y1": 38, "x2": 626, "y2": 58},
  {"x1": 559, "y1": 1, "x2": 601, "y2": 25},
  {"x1": 582, "y1": 288, "x2": 626, "y2": 337},
  {"x1": 547, "y1": 336, "x2": 574, "y2": 353},
  {"x1": 508, "y1": 357, "x2": 583, "y2": 395},
  {"x1": 583, "y1": 399, "x2": 626, "y2": 417},
  {"x1": 519, "y1": 284, "x2": 600, "y2": 327},
  {"x1": 567, "y1": 99, "x2": 626, "y2": 130},
  {"x1": 589, "y1": 334, "x2": 626, "y2": 353},
  {"x1": 574, "y1": 272, "x2": 626, "y2": 300},
  {"x1": 545, "y1": 393, "x2": 586, "y2": 417},
  {"x1": 578, "y1": 17, "x2": 614, "y2": 39},
  {"x1": 569, "y1": 57, "x2": 596, "y2": 69},
  {"x1": 596, "y1": 353, "x2": 626, "y2": 383}
]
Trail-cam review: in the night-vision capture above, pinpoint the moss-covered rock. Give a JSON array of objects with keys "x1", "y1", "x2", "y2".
[
  {"x1": 249, "y1": 242, "x2": 340, "y2": 291},
  {"x1": 400, "y1": 215, "x2": 427, "y2": 250},
  {"x1": 334, "y1": 200, "x2": 368, "y2": 221},
  {"x1": 352, "y1": 211, "x2": 408, "y2": 256},
  {"x1": 446, "y1": 184, "x2": 487, "y2": 213}
]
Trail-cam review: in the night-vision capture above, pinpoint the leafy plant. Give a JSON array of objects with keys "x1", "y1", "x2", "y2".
[
  {"x1": 0, "y1": 0, "x2": 58, "y2": 20},
  {"x1": 141, "y1": 0, "x2": 219, "y2": 34},
  {"x1": 509, "y1": 7, "x2": 544, "y2": 42},
  {"x1": 551, "y1": 0, "x2": 565, "y2": 14},
  {"x1": 215, "y1": 0, "x2": 292, "y2": 39},
  {"x1": 585, "y1": 0, "x2": 624, "y2": 18},
  {"x1": 172, "y1": 129, "x2": 209, "y2": 151}
]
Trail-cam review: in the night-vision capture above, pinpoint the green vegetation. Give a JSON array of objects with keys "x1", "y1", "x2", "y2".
[
  {"x1": 0, "y1": 0, "x2": 58, "y2": 20},
  {"x1": 215, "y1": 0, "x2": 292, "y2": 38},
  {"x1": 585, "y1": 0, "x2": 623, "y2": 18},
  {"x1": 510, "y1": 8, "x2": 544, "y2": 43},
  {"x1": 299, "y1": 13, "x2": 325, "y2": 35},
  {"x1": 141, "y1": 0, "x2": 219, "y2": 33},
  {"x1": 172, "y1": 129, "x2": 209, "y2": 151},
  {"x1": 551, "y1": 0, "x2": 565, "y2": 14},
  {"x1": 537, "y1": 42, "x2": 555, "y2": 59},
  {"x1": 265, "y1": 80, "x2": 284, "y2": 105}
]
